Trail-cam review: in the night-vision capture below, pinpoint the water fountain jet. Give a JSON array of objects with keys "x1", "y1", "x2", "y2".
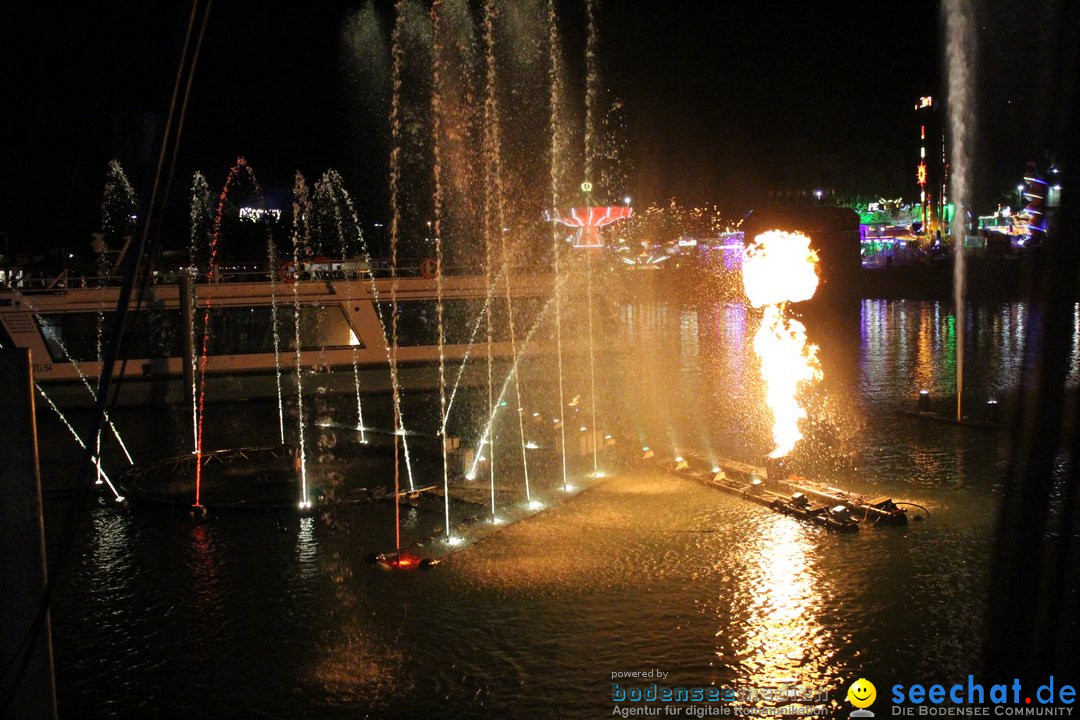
[{"x1": 944, "y1": 0, "x2": 975, "y2": 422}]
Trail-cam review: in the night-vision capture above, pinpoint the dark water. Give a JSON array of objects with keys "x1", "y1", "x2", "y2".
[{"x1": 38, "y1": 298, "x2": 1077, "y2": 718}]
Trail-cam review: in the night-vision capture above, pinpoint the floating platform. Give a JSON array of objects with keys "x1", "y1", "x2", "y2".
[
  {"x1": 650, "y1": 451, "x2": 911, "y2": 531},
  {"x1": 899, "y1": 409, "x2": 1003, "y2": 431},
  {"x1": 704, "y1": 469, "x2": 859, "y2": 533}
]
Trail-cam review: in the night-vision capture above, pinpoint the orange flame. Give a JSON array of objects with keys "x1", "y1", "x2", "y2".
[{"x1": 743, "y1": 231, "x2": 823, "y2": 458}]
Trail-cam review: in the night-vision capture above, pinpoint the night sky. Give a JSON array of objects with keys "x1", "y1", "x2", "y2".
[{"x1": 0, "y1": 1, "x2": 1063, "y2": 257}]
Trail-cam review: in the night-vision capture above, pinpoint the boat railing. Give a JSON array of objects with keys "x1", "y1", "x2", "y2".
[{"x1": 3, "y1": 261, "x2": 552, "y2": 295}]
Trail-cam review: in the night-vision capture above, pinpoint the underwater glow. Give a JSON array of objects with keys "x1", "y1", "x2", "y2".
[{"x1": 742, "y1": 230, "x2": 822, "y2": 458}]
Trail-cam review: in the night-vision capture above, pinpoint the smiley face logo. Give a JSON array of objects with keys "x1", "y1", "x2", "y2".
[{"x1": 848, "y1": 678, "x2": 877, "y2": 708}]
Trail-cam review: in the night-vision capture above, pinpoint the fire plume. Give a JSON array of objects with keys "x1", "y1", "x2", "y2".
[{"x1": 742, "y1": 231, "x2": 822, "y2": 458}]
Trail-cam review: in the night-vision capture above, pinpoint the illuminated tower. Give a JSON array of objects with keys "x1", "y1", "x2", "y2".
[{"x1": 914, "y1": 95, "x2": 946, "y2": 234}]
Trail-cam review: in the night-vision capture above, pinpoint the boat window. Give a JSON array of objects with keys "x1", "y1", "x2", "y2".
[
  {"x1": 35, "y1": 310, "x2": 182, "y2": 362},
  {"x1": 277, "y1": 305, "x2": 362, "y2": 352},
  {"x1": 379, "y1": 297, "x2": 550, "y2": 347},
  {"x1": 33, "y1": 304, "x2": 360, "y2": 361},
  {"x1": 203, "y1": 305, "x2": 361, "y2": 355}
]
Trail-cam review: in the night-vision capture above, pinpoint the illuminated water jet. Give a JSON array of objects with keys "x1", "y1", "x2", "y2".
[
  {"x1": 313, "y1": 170, "x2": 369, "y2": 444},
  {"x1": 431, "y1": 0, "x2": 452, "y2": 541},
  {"x1": 26, "y1": 307, "x2": 135, "y2": 466},
  {"x1": 944, "y1": 0, "x2": 974, "y2": 422},
  {"x1": 465, "y1": 286, "x2": 563, "y2": 482},
  {"x1": 35, "y1": 381, "x2": 124, "y2": 503},
  {"x1": 194, "y1": 158, "x2": 261, "y2": 508},
  {"x1": 290, "y1": 173, "x2": 312, "y2": 511}
]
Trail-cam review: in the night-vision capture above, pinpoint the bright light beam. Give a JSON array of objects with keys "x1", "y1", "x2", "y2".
[{"x1": 30, "y1": 309, "x2": 135, "y2": 465}]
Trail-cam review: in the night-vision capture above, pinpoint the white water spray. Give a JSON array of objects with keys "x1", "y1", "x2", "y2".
[
  {"x1": 29, "y1": 308, "x2": 134, "y2": 466},
  {"x1": 266, "y1": 233, "x2": 286, "y2": 445},
  {"x1": 290, "y1": 174, "x2": 312, "y2": 510},
  {"x1": 944, "y1": 0, "x2": 974, "y2": 421},
  {"x1": 432, "y1": 0, "x2": 453, "y2": 539},
  {"x1": 547, "y1": 0, "x2": 570, "y2": 491},
  {"x1": 315, "y1": 171, "x2": 369, "y2": 444},
  {"x1": 37, "y1": 382, "x2": 123, "y2": 502},
  {"x1": 466, "y1": 280, "x2": 566, "y2": 482}
]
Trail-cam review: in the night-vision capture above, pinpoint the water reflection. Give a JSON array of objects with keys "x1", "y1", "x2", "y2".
[
  {"x1": 726, "y1": 518, "x2": 837, "y2": 703},
  {"x1": 295, "y1": 515, "x2": 319, "y2": 581},
  {"x1": 188, "y1": 521, "x2": 222, "y2": 612}
]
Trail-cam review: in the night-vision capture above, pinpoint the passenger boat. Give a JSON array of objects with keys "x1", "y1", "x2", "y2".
[{"x1": 0, "y1": 262, "x2": 555, "y2": 406}]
